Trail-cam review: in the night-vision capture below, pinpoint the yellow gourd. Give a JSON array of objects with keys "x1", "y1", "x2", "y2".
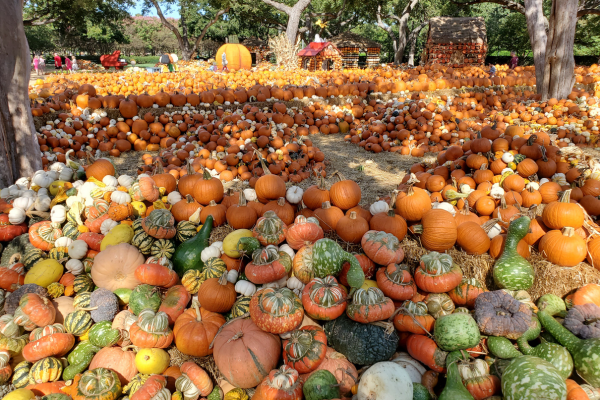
[
  {"x1": 131, "y1": 201, "x2": 147, "y2": 217},
  {"x1": 223, "y1": 229, "x2": 254, "y2": 258},
  {"x1": 135, "y1": 348, "x2": 170, "y2": 374},
  {"x1": 2, "y1": 388, "x2": 36, "y2": 400},
  {"x1": 100, "y1": 224, "x2": 134, "y2": 251},
  {"x1": 360, "y1": 279, "x2": 379, "y2": 290},
  {"x1": 24, "y1": 259, "x2": 63, "y2": 287},
  {"x1": 48, "y1": 180, "x2": 69, "y2": 196}
]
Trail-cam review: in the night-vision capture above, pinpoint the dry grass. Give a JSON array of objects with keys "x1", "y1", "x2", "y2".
[
  {"x1": 268, "y1": 33, "x2": 301, "y2": 71},
  {"x1": 168, "y1": 347, "x2": 223, "y2": 382}
]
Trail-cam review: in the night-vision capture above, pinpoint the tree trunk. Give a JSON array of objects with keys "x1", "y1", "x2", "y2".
[
  {"x1": 179, "y1": 6, "x2": 192, "y2": 61},
  {"x1": 407, "y1": 22, "x2": 427, "y2": 66},
  {"x1": 542, "y1": 0, "x2": 577, "y2": 100},
  {"x1": 524, "y1": 0, "x2": 547, "y2": 96},
  {"x1": 393, "y1": 14, "x2": 410, "y2": 64},
  {"x1": 0, "y1": 0, "x2": 43, "y2": 188}
]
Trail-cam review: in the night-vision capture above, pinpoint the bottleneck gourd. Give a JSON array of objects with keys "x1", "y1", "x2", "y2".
[
  {"x1": 516, "y1": 315, "x2": 573, "y2": 379},
  {"x1": 172, "y1": 216, "x2": 213, "y2": 277},
  {"x1": 538, "y1": 310, "x2": 600, "y2": 386},
  {"x1": 438, "y1": 350, "x2": 474, "y2": 400},
  {"x1": 493, "y1": 216, "x2": 534, "y2": 290}
]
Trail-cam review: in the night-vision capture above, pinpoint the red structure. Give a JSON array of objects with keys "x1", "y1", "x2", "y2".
[
  {"x1": 100, "y1": 50, "x2": 128, "y2": 70},
  {"x1": 298, "y1": 42, "x2": 343, "y2": 71}
]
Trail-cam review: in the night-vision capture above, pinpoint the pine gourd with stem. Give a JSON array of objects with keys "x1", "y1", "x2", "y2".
[{"x1": 492, "y1": 216, "x2": 534, "y2": 290}]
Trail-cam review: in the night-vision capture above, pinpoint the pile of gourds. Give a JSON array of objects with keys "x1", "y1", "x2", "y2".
[{"x1": 2, "y1": 144, "x2": 600, "y2": 400}]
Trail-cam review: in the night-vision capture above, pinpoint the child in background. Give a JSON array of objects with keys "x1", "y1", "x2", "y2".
[
  {"x1": 38, "y1": 55, "x2": 45, "y2": 75},
  {"x1": 54, "y1": 53, "x2": 62, "y2": 70},
  {"x1": 510, "y1": 52, "x2": 518, "y2": 69},
  {"x1": 489, "y1": 63, "x2": 496, "y2": 77},
  {"x1": 33, "y1": 55, "x2": 40, "y2": 76},
  {"x1": 65, "y1": 56, "x2": 72, "y2": 73},
  {"x1": 72, "y1": 56, "x2": 79, "y2": 72}
]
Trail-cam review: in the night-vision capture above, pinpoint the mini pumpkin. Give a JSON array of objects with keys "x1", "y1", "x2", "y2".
[{"x1": 360, "y1": 230, "x2": 404, "y2": 265}]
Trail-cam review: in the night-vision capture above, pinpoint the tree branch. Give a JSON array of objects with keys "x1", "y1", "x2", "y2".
[
  {"x1": 307, "y1": 0, "x2": 347, "y2": 21},
  {"x1": 450, "y1": 0, "x2": 526, "y2": 14},
  {"x1": 260, "y1": 0, "x2": 293, "y2": 15},
  {"x1": 191, "y1": 8, "x2": 230, "y2": 53},
  {"x1": 376, "y1": 6, "x2": 393, "y2": 33},
  {"x1": 150, "y1": 0, "x2": 183, "y2": 43},
  {"x1": 577, "y1": 8, "x2": 600, "y2": 16},
  {"x1": 23, "y1": 16, "x2": 58, "y2": 26}
]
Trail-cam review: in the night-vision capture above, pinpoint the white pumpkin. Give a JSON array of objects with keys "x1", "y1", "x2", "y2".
[
  {"x1": 54, "y1": 236, "x2": 73, "y2": 248},
  {"x1": 145, "y1": 256, "x2": 173, "y2": 269},
  {"x1": 235, "y1": 280, "x2": 257, "y2": 296},
  {"x1": 526, "y1": 181, "x2": 540, "y2": 191},
  {"x1": 46, "y1": 170, "x2": 59, "y2": 181},
  {"x1": 432, "y1": 202, "x2": 456, "y2": 216},
  {"x1": 110, "y1": 191, "x2": 131, "y2": 205},
  {"x1": 67, "y1": 240, "x2": 88, "y2": 259},
  {"x1": 65, "y1": 259, "x2": 84, "y2": 275},
  {"x1": 167, "y1": 191, "x2": 182, "y2": 205},
  {"x1": 279, "y1": 244, "x2": 295, "y2": 259},
  {"x1": 72, "y1": 180, "x2": 84, "y2": 189},
  {"x1": 100, "y1": 218, "x2": 118, "y2": 235},
  {"x1": 490, "y1": 184, "x2": 505, "y2": 200},
  {"x1": 102, "y1": 175, "x2": 118, "y2": 187},
  {"x1": 15, "y1": 177, "x2": 30, "y2": 189},
  {"x1": 370, "y1": 200, "x2": 390, "y2": 215},
  {"x1": 243, "y1": 188, "x2": 257, "y2": 202},
  {"x1": 50, "y1": 162, "x2": 66, "y2": 172},
  {"x1": 66, "y1": 196, "x2": 84, "y2": 209},
  {"x1": 226, "y1": 269, "x2": 238, "y2": 283},
  {"x1": 263, "y1": 275, "x2": 287, "y2": 289},
  {"x1": 0, "y1": 188, "x2": 10, "y2": 199},
  {"x1": 34, "y1": 195, "x2": 52, "y2": 212},
  {"x1": 8, "y1": 208, "x2": 26, "y2": 225},
  {"x1": 50, "y1": 205, "x2": 67, "y2": 224},
  {"x1": 356, "y1": 362, "x2": 412, "y2": 400},
  {"x1": 502, "y1": 152, "x2": 514, "y2": 163},
  {"x1": 486, "y1": 222, "x2": 502, "y2": 239},
  {"x1": 118, "y1": 175, "x2": 134, "y2": 188},
  {"x1": 12, "y1": 196, "x2": 34, "y2": 211},
  {"x1": 390, "y1": 352, "x2": 427, "y2": 383},
  {"x1": 59, "y1": 168, "x2": 74, "y2": 182},
  {"x1": 21, "y1": 190, "x2": 36, "y2": 198},
  {"x1": 286, "y1": 276, "x2": 304, "y2": 291},
  {"x1": 286, "y1": 186, "x2": 303, "y2": 204},
  {"x1": 211, "y1": 241, "x2": 224, "y2": 254},
  {"x1": 37, "y1": 188, "x2": 49, "y2": 197},
  {"x1": 457, "y1": 358, "x2": 490, "y2": 382},
  {"x1": 201, "y1": 246, "x2": 221, "y2": 263}
]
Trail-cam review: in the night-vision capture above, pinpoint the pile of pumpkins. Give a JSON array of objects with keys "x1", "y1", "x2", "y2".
[{"x1": 3, "y1": 142, "x2": 600, "y2": 400}]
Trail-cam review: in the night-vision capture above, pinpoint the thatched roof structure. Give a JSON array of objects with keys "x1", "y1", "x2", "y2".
[
  {"x1": 428, "y1": 17, "x2": 487, "y2": 44},
  {"x1": 242, "y1": 37, "x2": 268, "y2": 48},
  {"x1": 330, "y1": 32, "x2": 381, "y2": 49}
]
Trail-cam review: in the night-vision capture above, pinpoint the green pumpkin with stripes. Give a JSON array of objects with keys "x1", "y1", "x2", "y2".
[
  {"x1": 203, "y1": 257, "x2": 227, "y2": 279},
  {"x1": 176, "y1": 221, "x2": 197, "y2": 242},
  {"x1": 64, "y1": 310, "x2": 93, "y2": 336},
  {"x1": 12, "y1": 361, "x2": 31, "y2": 388},
  {"x1": 150, "y1": 239, "x2": 175, "y2": 259},
  {"x1": 49, "y1": 247, "x2": 68, "y2": 260},
  {"x1": 62, "y1": 221, "x2": 81, "y2": 240},
  {"x1": 132, "y1": 218, "x2": 144, "y2": 233},
  {"x1": 132, "y1": 230, "x2": 154, "y2": 255},
  {"x1": 228, "y1": 296, "x2": 251, "y2": 320},
  {"x1": 23, "y1": 248, "x2": 47, "y2": 270},
  {"x1": 74, "y1": 274, "x2": 95, "y2": 293},
  {"x1": 73, "y1": 292, "x2": 92, "y2": 310},
  {"x1": 29, "y1": 357, "x2": 63, "y2": 384}
]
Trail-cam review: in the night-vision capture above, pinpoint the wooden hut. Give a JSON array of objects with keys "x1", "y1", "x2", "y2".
[
  {"x1": 298, "y1": 41, "x2": 343, "y2": 71},
  {"x1": 424, "y1": 17, "x2": 487, "y2": 67},
  {"x1": 330, "y1": 32, "x2": 381, "y2": 69},
  {"x1": 242, "y1": 37, "x2": 271, "y2": 64}
]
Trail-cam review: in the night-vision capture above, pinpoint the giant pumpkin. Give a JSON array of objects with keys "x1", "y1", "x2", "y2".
[
  {"x1": 216, "y1": 43, "x2": 252, "y2": 71},
  {"x1": 91, "y1": 243, "x2": 144, "y2": 291}
]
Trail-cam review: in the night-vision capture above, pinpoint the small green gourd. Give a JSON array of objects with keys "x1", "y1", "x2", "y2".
[
  {"x1": 536, "y1": 293, "x2": 567, "y2": 317},
  {"x1": 493, "y1": 216, "x2": 534, "y2": 290},
  {"x1": 413, "y1": 383, "x2": 432, "y2": 400},
  {"x1": 487, "y1": 336, "x2": 522, "y2": 359},
  {"x1": 538, "y1": 310, "x2": 600, "y2": 386},
  {"x1": 171, "y1": 215, "x2": 213, "y2": 277},
  {"x1": 438, "y1": 350, "x2": 474, "y2": 400}
]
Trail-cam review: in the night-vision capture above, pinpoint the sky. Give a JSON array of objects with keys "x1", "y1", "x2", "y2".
[{"x1": 129, "y1": 3, "x2": 179, "y2": 18}]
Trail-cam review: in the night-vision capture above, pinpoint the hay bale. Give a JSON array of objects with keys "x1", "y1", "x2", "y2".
[{"x1": 168, "y1": 347, "x2": 223, "y2": 382}]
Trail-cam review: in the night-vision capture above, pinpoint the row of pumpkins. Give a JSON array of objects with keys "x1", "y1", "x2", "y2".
[
  {"x1": 2, "y1": 147, "x2": 600, "y2": 400},
  {"x1": 31, "y1": 63, "x2": 600, "y2": 100}
]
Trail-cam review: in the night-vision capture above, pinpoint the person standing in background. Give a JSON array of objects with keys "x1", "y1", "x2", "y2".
[
  {"x1": 72, "y1": 56, "x2": 79, "y2": 72},
  {"x1": 33, "y1": 55, "x2": 40, "y2": 76},
  {"x1": 509, "y1": 52, "x2": 518, "y2": 69},
  {"x1": 54, "y1": 53, "x2": 62, "y2": 70},
  {"x1": 38, "y1": 54, "x2": 46, "y2": 75},
  {"x1": 65, "y1": 55, "x2": 72, "y2": 73}
]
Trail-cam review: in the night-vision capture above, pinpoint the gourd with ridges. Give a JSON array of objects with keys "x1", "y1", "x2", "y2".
[
  {"x1": 176, "y1": 221, "x2": 197, "y2": 242},
  {"x1": 66, "y1": 367, "x2": 122, "y2": 400},
  {"x1": 129, "y1": 284, "x2": 162, "y2": 315},
  {"x1": 131, "y1": 230, "x2": 154, "y2": 255},
  {"x1": 12, "y1": 361, "x2": 31, "y2": 388},
  {"x1": 172, "y1": 216, "x2": 213, "y2": 277},
  {"x1": 73, "y1": 292, "x2": 91, "y2": 310},
  {"x1": 500, "y1": 355, "x2": 566, "y2": 400},
  {"x1": 73, "y1": 274, "x2": 95, "y2": 294},
  {"x1": 64, "y1": 310, "x2": 93, "y2": 336},
  {"x1": 493, "y1": 216, "x2": 534, "y2": 290},
  {"x1": 303, "y1": 369, "x2": 340, "y2": 400},
  {"x1": 28, "y1": 356, "x2": 63, "y2": 384},
  {"x1": 150, "y1": 239, "x2": 176, "y2": 259},
  {"x1": 88, "y1": 321, "x2": 121, "y2": 348},
  {"x1": 538, "y1": 309, "x2": 600, "y2": 386},
  {"x1": 229, "y1": 295, "x2": 251, "y2": 320}
]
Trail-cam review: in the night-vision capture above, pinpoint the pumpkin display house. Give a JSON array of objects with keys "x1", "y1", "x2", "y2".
[
  {"x1": 424, "y1": 16, "x2": 487, "y2": 67},
  {"x1": 330, "y1": 32, "x2": 381, "y2": 69},
  {"x1": 298, "y1": 41, "x2": 343, "y2": 71}
]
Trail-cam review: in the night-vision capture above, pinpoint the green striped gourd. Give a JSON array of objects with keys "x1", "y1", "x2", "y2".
[
  {"x1": 62, "y1": 221, "x2": 81, "y2": 240},
  {"x1": 501, "y1": 356, "x2": 566, "y2": 400},
  {"x1": 23, "y1": 248, "x2": 47, "y2": 270},
  {"x1": 493, "y1": 216, "x2": 534, "y2": 290},
  {"x1": 29, "y1": 356, "x2": 63, "y2": 384},
  {"x1": 64, "y1": 310, "x2": 93, "y2": 336},
  {"x1": 539, "y1": 310, "x2": 600, "y2": 386},
  {"x1": 132, "y1": 230, "x2": 154, "y2": 255},
  {"x1": 73, "y1": 274, "x2": 95, "y2": 294},
  {"x1": 12, "y1": 361, "x2": 31, "y2": 388},
  {"x1": 176, "y1": 221, "x2": 197, "y2": 242},
  {"x1": 229, "y1": 296, "x2": 251, "y2": 320},
  {"x1": 150, "y1": 239, "x2": 175, "y2": 259},
  {"x1": 73, "y1": 292, "x2": 92, "y2": 310},
  {"x1": 203, "y1": 257, "x2": 228, "y2": 279}
]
